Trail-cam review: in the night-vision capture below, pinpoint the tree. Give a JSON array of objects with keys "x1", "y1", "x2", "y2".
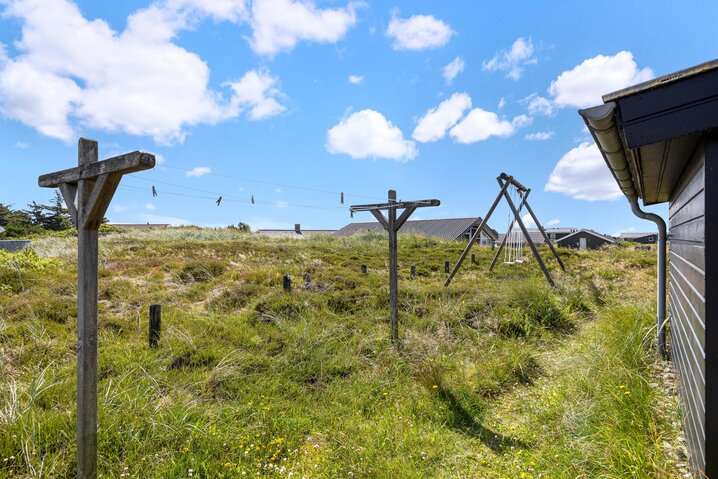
[
  {"x1": 228, "y1": 222, "x2": 251, "y2": 232},
  {"x1": 23, "y1": 191, "x2": 72, "y2": 231}
]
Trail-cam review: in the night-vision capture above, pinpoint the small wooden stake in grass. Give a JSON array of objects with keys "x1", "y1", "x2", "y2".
[
  {"x1": 361, "y1": 264, "x2": 367, "y2": 275},
  {"x1": 38, "y1": 138, "x2": 154, "y2": 479},
  {"x1": 350, "y1": 190, "x2": 439, "y2": 345},
  {"x1": 410, "y1": 265, "x2": 416, "y2": 278},
  {"x1": 149, "y1": 304, "x2": 161, "y2": 348},
  {"x1": 283, "y1": 275, "x2": 291, "y2": 292},
  {"x1": 444, "y1": 261, "x2": 450, "y2": 273},
  {"x1": 471, "y1": 253, "x2": 476, "y2": 264}
]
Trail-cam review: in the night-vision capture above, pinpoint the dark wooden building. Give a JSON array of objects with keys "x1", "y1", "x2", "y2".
[
  {"x1": 620, "y1": 232, "x2": 658, "y2": 244},
  {"x1": 555, "y1": 229, "x2": 616, "y2": 250},
  {"x1": 335, "y1": 217, "x2": 499, "y2": 246},
  {"x1": 580, "y1": 59, "x2": 718, "y2": 477}
]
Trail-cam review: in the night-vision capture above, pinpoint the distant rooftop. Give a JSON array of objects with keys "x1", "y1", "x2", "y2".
[{"x1": 335, "y1": 217, "x2": 498, "y2": 241}]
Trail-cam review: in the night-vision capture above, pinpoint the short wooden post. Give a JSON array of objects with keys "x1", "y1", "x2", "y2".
[
  {"x1": 283, "y1": 275, "x2": 291, "y2": 292},
  {"x1": 149, "y1": 304, "x2": 161, "y2": 348},
  {"x1": 444, "y1": 261, "x2": 450, "y2": 273},
  {"x1": 410, "y1": 265, "x2": 416, "y2": 278},
  {"x1": 361, "y1": 264, "x2": 367, "y2": 275},
  {"x1": 471, "y1": 253, "x2": 476, "y2": 264},
  {"x1": 303, "y1": 273, "x2": 311, "y2": 286}
]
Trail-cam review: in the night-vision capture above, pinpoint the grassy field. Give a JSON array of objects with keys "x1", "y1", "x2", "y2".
[{"x1": 0, "y1": 229, "x2": 688, "y2": 478}]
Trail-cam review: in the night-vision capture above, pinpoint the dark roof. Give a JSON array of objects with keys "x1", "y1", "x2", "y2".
[
  {"x1": 111, "y1": 223, "x2": 170, "y2": 229},
  {"x1": 334, "y1": 217, "x2": 498, "y2": 241},
  {"x1": 498, "y1": 228, "x2": 577, "y2": 245},
  {"x1": 556, "y1": 229, "x2": 616, "y2": 244},
  {"x1": 256, "y1": 229, "x2": 335, "y2": 238},
  {"x1": 619, "y1": 232, "x2": 656, "y2": 239}
]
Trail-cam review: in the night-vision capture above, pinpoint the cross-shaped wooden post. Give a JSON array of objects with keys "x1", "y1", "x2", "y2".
[
  {"x1": 350, "y1": 190, "x2": 439, "y2": 345},
  {"x1": 38, "y1": 138, "x2": 155, "y2": 479}
]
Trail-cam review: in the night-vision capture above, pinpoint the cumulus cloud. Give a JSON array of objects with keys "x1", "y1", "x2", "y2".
[
  {"x1": 546, "y1": 219, "x2": 560, "y2": 226},
  {"x1": 249, "y1": 0, "x2": 361, "y2": 56},
  {"x1": 386, "y1": 12, "x2": 453, "y2": 51},
  {"x1": 0, "y1": 0, "x2": 287, "y2": 143},
  {"x1": 449, "y1": 109, "x2": 531, "y2": 144},
  {"x1": 13, "y1": 141, "x2": 29, "y2": 149},
  {"x1": 483, "y1": 37, "x2": 536, "y2": 80},
  {"x1": 413, "y1": 92, "x2": 471, "y2": 143},
  {"x1": 145, "y1": 202, "x2": 156, "y2": 210},
  {"x1": 524, "y1": 93, "x2": 554, "y2": 116},
  {"x1": 521, "y1": 213, "x2": 536, "y2": 227},
  {"x1": 524, "y1": 131, "x2": 554, "y2": 141},
  {"x1": 186, "y1": 166, "x2": 211, "y2": 177},
  {"x1": 225, "y1": 69, "x2": 286, "y2": 120},
  {"x1": 326, "y1": 109, "x2": 417, "y2": 162},
  {"x1": 549, "y1": 51, "x2": 653, "y2": 108},
  {"x1": 348, "y1": 74, "x2": 364, "y2": 84},
  {"x1": 442, "y1": 56, "x2": 464, "y2": 84},
  {"x1": 545, "y1": 142, "x2": 622, "y2": 201}
]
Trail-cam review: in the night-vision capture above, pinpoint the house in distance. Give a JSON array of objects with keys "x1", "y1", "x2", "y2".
[
  {"x1": 335, "y1": 217, "x2": 499, "y2": 246},
  {"x1": 620, "y1": 232, "x2": 658, "y2": 245}
]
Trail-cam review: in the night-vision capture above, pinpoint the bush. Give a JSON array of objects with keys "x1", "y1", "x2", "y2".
[{"x1": 178, "y1": 261, "x2": 226, "y2": 283}]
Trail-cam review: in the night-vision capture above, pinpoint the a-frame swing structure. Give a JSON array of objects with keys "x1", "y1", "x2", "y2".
[{"x1": 444, "y1": 172, "x2": 565, "y2": 287}]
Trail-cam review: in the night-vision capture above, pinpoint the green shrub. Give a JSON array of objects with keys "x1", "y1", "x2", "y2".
[{"x1": 178, "y1": 261, "x2": 226, "y2": 283}]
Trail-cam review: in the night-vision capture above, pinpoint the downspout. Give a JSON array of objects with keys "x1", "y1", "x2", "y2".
[
  {"x1": 629, "y1": 199, "x2": 668, "y2": 358},
  {"x1": 579, "y1": 103, "x2": 668, "y2": 358}
]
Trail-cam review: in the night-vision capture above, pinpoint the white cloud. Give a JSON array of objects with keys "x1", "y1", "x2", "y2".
[
  {"x1": 0, "y1": 0, "x2": 286, "y2": 144},
  {"x1": 524, "y1": 94, "x2": 554, "y2": 116},
  {"x1": 546, "y1": 219, "x2": 560, "y2": 226},
  {"x1": 186, "y1": 166, "x2": 211, "y2": 177},
  {"x1": 442, "y1": 56, "x2": 464, "y2": 84},
  {"x1": 549, "y1": 51, "x2": 653, "y2": 108},
  {"x1": 545, "y1": 142, "x2": 622, "y2": 201},
  {"x1": 348, "y1": 74, "x2": 364, "y2": 84},
  {"x1": 326, "y1": 109, "x2": 417, "y2": 162},
  {"x1": 13, "y1": 141, "x2": 28, "y2": 149},
  {"x1": 274, "y1": 187, "x2": 282, "y2": 193},
  {"x1": 249, "y1": 0, "x2": 361, "y2": 55},
  {"x1": 225, "y1": 68, "x2": 286, "y2": 120},
  {"x1": 138, "y1": 213, "x2": 192, "y2": 226},
  {"x1": 112, "y1": 204, "x2": 127, "y2": 213},
  {"x1": 154, "y1": 153, "x2": 166, "y2": 165},
  {"x1": 274, "y1": 200, "x2": 289, "y2": 208},
  {"x1": 386, "y1": 12, "x2": 453, "y2": 51},
  {"x1": 449, "y1": 109, "x2": 531, "y2": 144},
  {"x1": 413, "y1": 92, "x2": 471, "y2": 143},
  {"x1": 483, "y1": 37, "x2": 536, "y2": 80},
  {"x1": 521, "y1": 213, "x2": 536, "y2": 227},
  {"x1": 145, "y1": 202, "x2": 156, "y2": 210},
  {"x1": 497, "y1": 97, "x2": 506, "y2": 109},
  {"x1": 524, "y1": 131, "x2": 554, "y2": 141}
]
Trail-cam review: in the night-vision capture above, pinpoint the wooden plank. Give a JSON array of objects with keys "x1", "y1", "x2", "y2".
[
  {"x1": 394, "y1": 206, "x2": 416, "y2": 231},
  {"x1": 670, "y1": 144, "x2": 704, "y2": 217},
  {"x1": 351, "y1": 199, "x2": 439, "y2": 212},
  {"x1": 670, "y1": 216, "x2": 705, "y2": 243},
  {"x1": 370, "y1": 210, "x2": 389, "y2": 231},
  {"x1": 670, "y1": 190, "x2": 704, "y2": 227},
  {"x1": 38, "y1": 151, "x2": 155, "y2": 187},
  {"x1": 523, "y1": 198, "x2": 566, "y2": 271},
  {"x1": 58, "y1": 183, "x2": 78, "y2": 228},
  {"x1": 83, "y1": 173, "x2": 122, "y2": 229},
  {"x1": 671, "y1": 243, "x2": 705, "y2": 276}
]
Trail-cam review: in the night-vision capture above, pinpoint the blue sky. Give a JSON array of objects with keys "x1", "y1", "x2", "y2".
[{"x1": 1, "y1": 0, "x2": 716, "y2": 234}]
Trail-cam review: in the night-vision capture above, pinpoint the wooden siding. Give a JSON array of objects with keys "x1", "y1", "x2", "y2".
[{"x1": 669, "y1": 140, "x2": 706, "y2": 475}]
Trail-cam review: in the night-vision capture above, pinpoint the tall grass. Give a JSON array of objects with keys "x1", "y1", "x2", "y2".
[{"x1": 0, "y1": 232, "x2": 686, "y2": 477}]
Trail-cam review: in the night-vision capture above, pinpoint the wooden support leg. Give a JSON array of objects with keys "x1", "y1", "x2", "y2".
[
  {"x1": 388, "y1": 191, "x2": 399, "y2": 345},
  {"x1": 502, "y1": 188, "x2": 554, "y2": 287},
  {"x1": 445, "y1": 180, "x2": 510, "y2": 286},
  {"x1": 523, "y1": 201, "x2": 566, "y2": 272},
  {"x1": 489, "y1": 192, "x2": 529, "y2": 271}
]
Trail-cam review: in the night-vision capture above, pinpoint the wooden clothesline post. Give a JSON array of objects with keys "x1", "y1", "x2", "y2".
[
  {"x1": 38, "y1": 138, "x2": 155, "y2": 479},
  {"x1": 350, "y1": 190, "x2": 439, "y2": 345}
]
